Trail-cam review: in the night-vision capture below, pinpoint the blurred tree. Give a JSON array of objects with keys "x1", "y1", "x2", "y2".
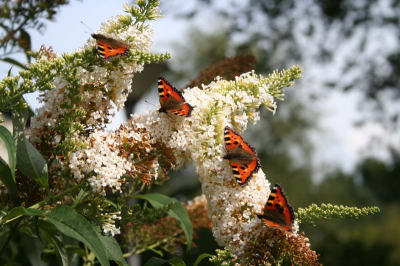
[
  {"x1": 303, "y1": 165, "x2": 400, "y2": 266},
  {"x1": 165, "y1": 0, "x2": 400, "y2": 128},
  {"x1": 358, "y1": 149, "x2": 400, "y2": 204},
  {"x1": 0, "y1": 0, "x2": 71, "y2": 68}
]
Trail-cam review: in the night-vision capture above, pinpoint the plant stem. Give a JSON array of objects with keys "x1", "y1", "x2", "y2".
[
  {"x1": 123, "y1": 232, "x2": 181, "y2": 257},
  {"x1": 30, "y1": 181, "x2": 85, "y2": 209},
  {"x1": 3, "y1": 181, "x2": 85, "y2": 224}
]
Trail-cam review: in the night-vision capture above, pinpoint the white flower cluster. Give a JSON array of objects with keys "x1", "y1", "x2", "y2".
[
  {"x1": 79, "y1": 17, "x2": 154, "y2": 110},
  {"x1": 31, "y1": 16, "x2": 154, "y2": 142},
  {"x1": 68, "y1": 130, "x2": 132, "y2": 196},
  {"x1": 132, "y1": 71, "x2": 292, "y2": 255},
  {"x1": 101, "y1": 210, "x2": 122, "y2": 236},
  {"x1": 67, "y1": 120, "x2": 158, "y2": 197}
]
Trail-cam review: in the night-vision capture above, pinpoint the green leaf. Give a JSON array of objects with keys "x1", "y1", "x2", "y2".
[
  {"x1": 12, "y1": 109, "x2": 48, "y2": 189},
  {"x1": 47, "y1": 205, "x2": 109, "y2": 266},
  {"x1": 193, "y1": 254, "x2": 213, "y2": 266},
  {"x1": 144, "y1": 257, "x2": 186, "y2": 266},
  {"x1": 65, "y1": 245, "x2": 86, "y2": 257},
  {"x1": 0, "y1": 157, "x2": 18, "y2": 198},
  {"x1": 168, "y1": 258, "x2": 186, "y2": 266},
  {"x1": 19, "y1": 226, "x2": 38, "y2": 238},
  {"x1": 104, "y1": 199, "x2": 117, "y2": 208},
  {"x1": 16, "y1": 135, "x2": 49, "y2": 189},
  {"x1": 71, "y1": 189, "x2": 87, "y2": 208},
  {"x1": 0, "y1": 57, "x2": 29, "y2": 70},
  {"x1": 135, "y1": 193, "x2": 193, "y2": 253},
  {"x1": 2, "y1": 207, "x2": 43, "y2": 222},
  {"x1": 0, "y1": 126, "x2": 16, "y2": 176},
  {"x1": 90, "y1": 223, "x2": 129, "y2": 266},
  {"x1": 38, "y1": 221, "x2": 69, "y2": 266},
  {"x1": 7, "y1": 66, "x2": 13, "y2": 77}
]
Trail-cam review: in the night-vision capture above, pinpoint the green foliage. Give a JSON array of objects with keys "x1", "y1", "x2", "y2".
[
  {"x1": 0, "y1": 0, "x2": 70, "y2": 66},
  {"x1": 38, "y1": 221, "x2": 69, "y2": 266},
  {"x1": 0, "y1": 157, "x2": 18, "y2": 198},
  {"x1": 358, "y1": 152, "x2": 400, "y2": 204},
  {"x1": 13, "y1": 108, "x2": 49, "y2": 189},
  {"x1": 0, "y1": 126, "x2": 16, "y2": 179},
  {"x1": 90, "y1": 223, "x2": 129, "y2": 266},
  {"x1": 263, "y1": 65, "x2": 303, "y2": 100},
  {"x1": 2, "y1": 207, "x2": 43, "y2": 223},
  {"x1": 47, "y1": 205, "x2": 111, "y2": 266},
  {"x1": 297, "y1": 203, "x2": 381, "y2": 226},
  {"x1": 122, "y1": 0, "x2": 163, "y2": 27},
  {"x1": 193, "y1": 253, "x2": 214, "y2": 266},
  {"x1": 0, "y1": 125, "x2": 18, "y2": 198},
  {"x1": 209, "y1": 249, "x2": 237, "y2": 266},
  {"x1": 123, "y1": 203, "x2": 171, "y2": 231},
  {"x1": 135, "y1": 193, "x2": 193, "y2": 253},
  {"x1": 131, "y1": 50, "x2": 172, "y2": 65}
]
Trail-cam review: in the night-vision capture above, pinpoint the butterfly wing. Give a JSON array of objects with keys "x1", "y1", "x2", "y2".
[
  {"x1": 158, "y1": 76, "x2": 193, "y2": 117},
  {"x1": 258, "y1": 184, "x2": 295, "y2": 232},
  {"x1": 92, "y1": 34, "x2": 130, "y2": 60},
  {"x1": 223, "y1": 127, "x2": 261, "y2": 185}
]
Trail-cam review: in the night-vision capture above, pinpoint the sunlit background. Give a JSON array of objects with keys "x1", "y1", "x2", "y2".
[{"x1": 1, "y1": 0, "x2": 400, "y2": 265}]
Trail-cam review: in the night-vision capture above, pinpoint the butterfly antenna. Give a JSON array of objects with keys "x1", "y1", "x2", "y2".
[
  {"x1": 144, "y1": 100, "x2": 158, "y2": 107},
  {"x1": 80, "y1": 21, "x2": 94, "y2": 33}
]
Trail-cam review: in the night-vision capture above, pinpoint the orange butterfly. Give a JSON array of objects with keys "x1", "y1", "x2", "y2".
[
  {"x1": 223, "y1": 126, "x2": 261, "y2": 186},
  {"x1": 158, "y1": 76, "x2": 193, "y2": 117},
  {"x1": 258, "y1": 183, "x2": 295, "y2": 232},
  {"x1": 91, "y1": 34, "x2": 130, "y2": 60}
]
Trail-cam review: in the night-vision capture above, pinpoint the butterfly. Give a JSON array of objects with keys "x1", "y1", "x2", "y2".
[
  {"x1": 91, "y1": 34, "x2": 130, "y2": 60},
  {"x1": 258, "y1": 183, "x2": 295, "y2": 232},
  {"x1": 158, "y1": 75, "x2": 193, "y2": 117},
  {"x1": 222, "y1": 126, "x2": 261, "y2": 186}
]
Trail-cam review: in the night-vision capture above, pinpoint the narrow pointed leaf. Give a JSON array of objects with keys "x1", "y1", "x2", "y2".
[
  {"x1": 3, "y1": 207, "x2": 43, "y2": 222},
  {"x1": 71, "y1": 189, "x2": 87, "y2": 208},
  {"x1": 135, "y1": 193, "x2": 193, "y2": 252},
  {"x1": 0, "y1": 125, "x2": 16, "y2": 179},
  {"x1": 38, "y1": 221, "x2": 69, "y2": 266},
  {"x1": 65, "y1": 245, "x2": 86, "y2": 257},
  {"x1": 0, "y1": 57, "x2": 29, "y2": 70},
  {"x1": 7, "y1": 66, "x2": 13, "y2": 77},
  {"x1": 12, "y1": 109, "x2": 48, "y2": 189},
  {"x1": 47, "y1": 205, "x2": 109, "y2": 266},
  {"x1": 193, "y1": 254, "x2": 213, "y2": 266},
  {"x1": 16, "y1": 136, "x2": 49, "y2": 189},
  {"x1": 0, "y1": 157, "x2": 18, "y2": 198},
  {"x1": 90, "y1": 223, "x2": 129, "y2": 266}
]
